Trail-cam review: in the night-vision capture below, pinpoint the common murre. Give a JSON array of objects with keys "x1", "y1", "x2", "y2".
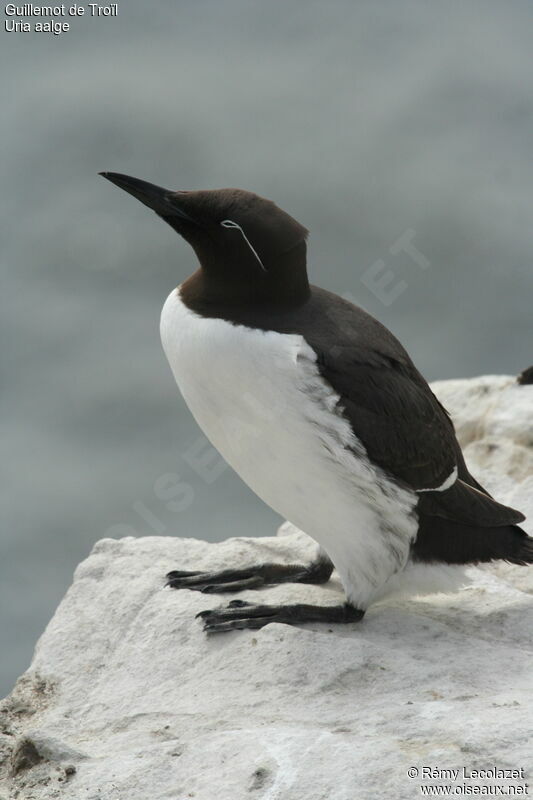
[{"x1": 101, "y1": 172, "x2": 532, "y2": 633}]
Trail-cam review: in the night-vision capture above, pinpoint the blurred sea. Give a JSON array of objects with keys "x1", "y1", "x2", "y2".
[{"x1": 1, "y1": 0, "x2": 532, "y2": 696}]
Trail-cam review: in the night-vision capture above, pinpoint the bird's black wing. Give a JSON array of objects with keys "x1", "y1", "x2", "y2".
[
  {"x1": 315, "y1": 342, "x2": 457, "y2": 490},
  {"x1": 304, "y1": 288, "x2": 524, "y2": 527}
]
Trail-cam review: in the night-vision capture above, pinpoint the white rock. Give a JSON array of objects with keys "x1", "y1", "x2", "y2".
[{"x1": 1, "y1": 375, "x2": 531, "y2": 800}]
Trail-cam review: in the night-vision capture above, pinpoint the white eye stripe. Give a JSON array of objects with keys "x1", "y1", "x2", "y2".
[{"x1": 220, "y1": 219, "x2": 266, "y2": 272}]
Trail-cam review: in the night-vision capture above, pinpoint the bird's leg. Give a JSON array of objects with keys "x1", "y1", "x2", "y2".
[
  {"x1": 166, "y1": 550, "x2": 333, "y2": 594},
  {"x1": 197, "y1": 599, "x2": 365, "y2": 634}
]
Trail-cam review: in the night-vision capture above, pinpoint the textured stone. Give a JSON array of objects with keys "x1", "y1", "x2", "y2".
[{"x1": 0, "y1": 375, "x2": 531, "y2": 799}]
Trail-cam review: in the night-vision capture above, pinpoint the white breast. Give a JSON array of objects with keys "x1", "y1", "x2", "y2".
[{"x1": 160, "y1": 288, "x2": 419, "y2": 608}]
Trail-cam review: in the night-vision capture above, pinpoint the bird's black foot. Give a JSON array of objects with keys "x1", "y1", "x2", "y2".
[
  {"x1": 166, "y1": 557, "x2": 333, "y2": 594},
  {"x1": 197, "y1": 600, "x2": 364, "y2": 634}
]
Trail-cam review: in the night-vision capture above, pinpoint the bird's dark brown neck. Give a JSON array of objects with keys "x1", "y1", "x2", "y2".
[{"x1": 180, "y1": 240, "x2": 310, "y2": 319}]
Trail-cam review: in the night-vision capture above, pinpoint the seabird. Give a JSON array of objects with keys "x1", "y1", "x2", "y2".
[{"x1": 100, "y1": 172, "x2": 532, "y2": 633}]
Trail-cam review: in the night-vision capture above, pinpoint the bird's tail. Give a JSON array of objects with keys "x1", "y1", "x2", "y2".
[
  {"x1": 413, "y1": 518, "x2": 533, "y2": 566},
  {"x1": 507, "y1": 529, "x2": 533, "y2": 565}
]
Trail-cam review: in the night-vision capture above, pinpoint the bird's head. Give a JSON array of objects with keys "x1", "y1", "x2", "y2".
[{"x1": 100, "y1": 172, "x2": 309, "y2": 308}]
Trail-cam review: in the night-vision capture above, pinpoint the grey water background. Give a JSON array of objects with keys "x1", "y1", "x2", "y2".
[{"x1": 1, "y1": 0, "x2": 532, "y2": 697}]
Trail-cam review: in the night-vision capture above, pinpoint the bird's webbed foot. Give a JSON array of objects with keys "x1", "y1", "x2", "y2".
[
  {"x1": 166, "y1": 556, "x2": 333, "y2": 594},
  {"x1": 197, "y1": 599, "x2": 365, "y2": 634}
]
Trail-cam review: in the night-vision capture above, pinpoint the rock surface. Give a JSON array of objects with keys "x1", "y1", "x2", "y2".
[{"x1": 1, "y1": 375, "x2": 532, "y2": 800}]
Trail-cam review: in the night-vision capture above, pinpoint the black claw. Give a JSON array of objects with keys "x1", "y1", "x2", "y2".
[
  {"x1": 196, "y1": 609, "x2": 214, "y2": 619},
  {"x1": 228, "y1": 599, "x2": 251, "y2": 607},
  {"x1": 166, "y1": 570, "x2": 201, "y2": 580}
]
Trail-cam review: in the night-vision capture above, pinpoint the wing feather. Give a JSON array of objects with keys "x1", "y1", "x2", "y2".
[{"x1": 305, "y1": 289, "x2": 525, "y2": 527}]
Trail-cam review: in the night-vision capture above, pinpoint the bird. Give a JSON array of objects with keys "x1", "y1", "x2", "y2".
[{"x1": 100, "y1": 171, "x2": 532, "y2": 634}]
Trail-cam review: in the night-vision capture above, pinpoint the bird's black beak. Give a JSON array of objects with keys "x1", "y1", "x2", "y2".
[{"x1": 99, "y1": 172, "x2": 197, "y2": 224}]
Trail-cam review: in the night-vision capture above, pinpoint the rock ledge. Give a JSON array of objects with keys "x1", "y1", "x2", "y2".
[{"x1": 1, "y1": 375, "x2": 531, "y2": 800}]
